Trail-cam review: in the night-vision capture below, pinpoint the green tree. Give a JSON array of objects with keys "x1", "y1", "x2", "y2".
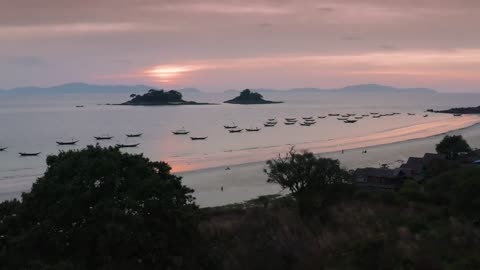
[
  {"x1": 264, "y1": 149, "x2": 350, "y2": 214},
  {"x1": 435, "y1": 135, "x2": 471, "y2": 159},
  {"x1": 0, "y1": 145, "x2": 203, "y2": 270}
]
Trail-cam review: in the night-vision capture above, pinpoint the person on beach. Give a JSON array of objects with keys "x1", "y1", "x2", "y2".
[{"x1": 221, "y1": 186, "x2": 224, "y2": 191}]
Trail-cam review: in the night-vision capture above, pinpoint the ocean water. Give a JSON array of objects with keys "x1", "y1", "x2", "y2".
[{"x1": 1, "y1": 91, "x2": 480, "y2": 202}]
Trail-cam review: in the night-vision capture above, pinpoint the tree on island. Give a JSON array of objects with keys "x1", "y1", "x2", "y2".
[
  {"x1": 264, "y1": 149, "x2": 350, "y2": 215},
  {"x1": 436, "y1": 135, "x2": 472, "y2": 159},
  {"x1": 224, "y1": 89, "x2": 282, "y2": 104},
  {"x1": 0, "y1": 146, "x2": 204, "y2": 269}
]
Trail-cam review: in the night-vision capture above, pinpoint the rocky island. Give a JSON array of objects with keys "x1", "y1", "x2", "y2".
[
  {"x1": 435, "y1": 106, "x2": 480, "y2": 114},
  {"x1": 224, "y1": 89, "x2": 282, "y2": 104},
  {"x1": 121, "y1": 89, "x2": 212, "y2": 106}
]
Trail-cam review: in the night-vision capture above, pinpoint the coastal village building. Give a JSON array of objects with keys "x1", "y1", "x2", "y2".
[{"x1": 352, "y1": 153, "x2": 446, "y2": 189}]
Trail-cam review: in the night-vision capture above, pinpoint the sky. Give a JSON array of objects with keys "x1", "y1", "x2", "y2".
[{"x1": 1, "y1": 0, "x2": 480, "y2": 92}]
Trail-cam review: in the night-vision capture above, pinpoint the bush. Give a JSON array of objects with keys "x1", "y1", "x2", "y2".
[{"x1": 436, "y1": 135, "x2": 471, "y2": 159}]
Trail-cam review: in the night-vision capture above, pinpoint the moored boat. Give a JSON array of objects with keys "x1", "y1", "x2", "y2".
[
  {"x1": 172, "y1": 129, "x2": 190, "y2": 135},
  {"x1": 126, "y1": 133, "x2": 143, "y2": 138},
  {"x1": 224, "y1": 124, "x2": 238, "y2": 129},
  {"x1": 246, "y1": 127, "x2": 261, "y2": 132},
  {"x1": 300, "y1": 122, "x2": 313, "y2": 126},
  {"x1": 19, "y1": 152, "x2": 41, "y2": 156},
  {"x1": 302, "y1": 116, "x2": 314, "y2": 120},
  {"x1": 337, "y1": 118, "x2": 348, "y2": 120},
  {"x1": 328, "y1": 114, "x2": 340, "y2": 116},
  {"x1": 408, "y1": 113, "x2": 416, "y2": 116},
  {"x1": 116, "y1": 143, "x2": 140, "y2": 148},
  {"x1": 0, "y1": 147, "x2": 7, "y2": 151},
  {"x1": 229, "y1": 129, "x2": 243, "y2": 133},
  {"x1": 56, "y1": 140, "x2": 79, "y2": 145},
  {"x1": 344, "y1": 120, "x2": 357, "y2": 123},
  {"x1": 94, "y1": 135, "x2": 113, "y2": 140},
  {"x1": 264, "y1": 123, "x2": 276, "y2": 127},
  {"x1": 190, "y1": 136, "x2": 208, "y2": 140},
  {"x1": 453, "y1": 113, "x2": 462, "y2": 117},
  {"x1": 317, "y1": 116, "x2": 327, "y2": 118},
  {"x1": 284, "y1": 122, "x2": 296, "y2": 125}
]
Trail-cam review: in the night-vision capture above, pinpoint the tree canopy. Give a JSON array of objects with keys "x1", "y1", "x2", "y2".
[
  {"x1": 0, "y1": 145, "x2": 203, "y2": 270},
  {"x1": 124, "y1": 89, "x2": 184, "y2": 104},
  {"x1": 435, "y1": 135, "x2": 471, "y2": 159}
]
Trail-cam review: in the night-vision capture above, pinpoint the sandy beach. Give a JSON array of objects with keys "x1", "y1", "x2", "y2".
[{"x1": 179, "y1": 115, "x2": 480, "y2": 207}]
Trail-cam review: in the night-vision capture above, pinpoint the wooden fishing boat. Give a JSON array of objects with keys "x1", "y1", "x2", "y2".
[
  {"x1": 0, "y1": 147, "x2": 7, "y2": 151},
  {"x1": 268, "y1": 118, "x2": 276, "y2": 121},
  {"x1": 19, "y1": 152, "x2": 41, "y2": 156},
  {"x1": 172, "y1": 129, "x2": 190, "y2": 135},
  {"x1": 56, "y1": 140, "x2": 79, "y2": 145},
  {"x1": 75, "y1": 105, "x2": 84, "y2": 108},
  {"x1": 355, "y1": 117, "x2": 363, "y2": 119},
  {"x1": 317, "y1": 116, "x2": 327, "y2": 118},
  {"x1": 116, "y1": 143, "x2": 140, "y2": 148},
  {"x1": 372, "y1": 115, "x2": 381, "y2": 118},
  {"x1": 328, "y1": 114, "x2": 340, "y2": 116},
  {"x1": 300, "y1": 123, "x2": 313, "y2": 126},
  {"x1": 344, "y1": 120, "x2": 357, "y2": 123},
  {"x1": 408, "y1": 113, "x2": 416, "y2": 116},
  {"x1": 224, "y1": 124, "x2": 238, "y2": 129},
  {"x1": 126, "y1": 133, "x2": 143, "y2": 138},
  {"x1": 94, "y1": 136, "x2": 113, "y2": 140},
  {"x1": 302, "y1": 117, "x2": 314, "y2": 120},
  {"x1": 264, "y1": 123, "x2": 276, "y2": 127},
  {"x1": 284, "y1": 122, "x2": 296, "y2": 125},
  {"x1": 190, "y1": 137, "x2": 208, "y2": 140},
  {"x1": 229, "y1": 129, "x2": 243, "y2": 133},
  {"x1": 285, "y1": 118, "x2": 297, "y2": 121},
  {"x1": 453, "y1": 113, "x2": 462, "y2": 117},
  {"x1": 337, "y1": 118, "x2": 348, "y2": 120},
  {"x1": 423, "y1": 114, "x2": 429, "y2": 117},
  {"x1": 246, "y1": 128, "x2": 261, "y2": 132},
  {"x1": 304, "y1": 118, "x2": 316, "y2": 122}
]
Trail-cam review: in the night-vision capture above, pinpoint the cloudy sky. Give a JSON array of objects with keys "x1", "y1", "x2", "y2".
[{"x1": 1, "y1": 0, "x2": 480, "y2": 92}]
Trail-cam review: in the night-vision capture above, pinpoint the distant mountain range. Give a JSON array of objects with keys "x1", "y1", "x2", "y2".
[{"x1": 0, "y1": 83, "x2": 437, "y2": 95}]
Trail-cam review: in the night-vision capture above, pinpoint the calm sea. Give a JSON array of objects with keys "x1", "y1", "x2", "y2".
[{"x1": 1, "y1": 91, "x2": 480, "y2": 201}]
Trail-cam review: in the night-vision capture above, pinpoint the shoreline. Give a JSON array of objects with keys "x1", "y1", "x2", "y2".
[
  {"x1": 172, "y1": 115, "x2": 480, "y2": 174},
  {"x1": 178, "y1": 115, "x2": 480, "y2": 207}
]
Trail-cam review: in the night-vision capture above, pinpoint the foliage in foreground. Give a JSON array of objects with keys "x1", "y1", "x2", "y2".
[
  {"x1": 0, "y1": 146, "x2": 204, "y2": 270},
  {"x1": 436, "y1": 135, "x2": 472, "y2": 159}
]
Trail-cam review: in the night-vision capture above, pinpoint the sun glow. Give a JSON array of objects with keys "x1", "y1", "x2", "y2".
[{"x1": 144, "y1": 65, "x2": 204, "y2": 83}]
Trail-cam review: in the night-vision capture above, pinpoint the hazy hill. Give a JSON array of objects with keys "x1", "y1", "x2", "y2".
[
  {"x1": 0, "y1": 83, "x2": 437, "y2": 95},
  {"x1": 0, "y1": 83, "x2": 202, "y2": 96}
]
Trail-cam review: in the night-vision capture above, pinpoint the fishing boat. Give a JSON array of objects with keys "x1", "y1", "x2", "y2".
[
  {"x1": 0, "y1": 147, "x2": 7, "y2": 151},
  {"x1": 116, "y1": 143, "x2": 140, "y2": 148},
  {"x1": 423, "y1": 114, "x2": 429, "y2": 117},
  {"x1": 328, "y1": 114, "x2": 340, "y2": 116},
  {"x1": 304, "y1": 118, "x2": 316, "y2": 122},
  {"x1": 284, "y1": 122, "x2": 296, "y2": 125},
  {"x1": 317, "y1": 116, "x2": 327, "y2": 118},
  {"x1": 362, "y1": 114, "x2": 369, "y2": 117},
  {"x1": 285, "y1": 118, "x2": 297, "y2": 121},
  {"x1": 344, "y1": 120, "x2": 357, "y2": 123},
  {"x1": 19, "y1": 152, "x2": 41, "y2": 156},
  {"x1": 347, "y1": 113, "x2": 356, "y2": 116},
  {"x1": 246, "y1": 127, "x2": 261, "y2": 132},
  {"x1": 172, "y1": 129, "x2": 190, "y2": 135},
  {"x1": 370, "y1": 112, "x2": 379, "y2": 115},
  {"x1": 453, "y1": 113, "x2": 462, "y2": 117},
  {"x1": 341, "y1": 115, "x2": 350, "y2": 117},
  {"x1": 94, "y1": 135, "x2": 113, "y2": 140},
  {"x1": 300, "y1": 123, "x2": 313, "y2": 126},
  {"x1": 302, "y1": 117, "x2": 314, "y2": 120},
  {"x1": 229, "y1": 129, "x2": 243, "y2": 133},
  {"x1": 264, "y1": 123, "x2": 276, "y2": 127},
  {"x1": 190, "y1": 137, "x2": 208, "y2": 140},
  {"x1": 337, "y1": 118, "x2": 348, "y2": 120},
  {"x1": 224, "y1": 125, "x2": 238, "y2": 129},
  {"x1": 372, "y1": 115, "x2": 382, "y2": 118},
  {"x1": 75, "y1": 105, "x2": 84, "y2": 108},
  {"x1": 268, "y1": 118, "x2": 276, "y2": 121},
  {"x1": 126, "y1": 133, "x2": 143, "y2": 138},
  {"x1": 56, "y1": 140, "x2": 79, "y2": 145},
  {"x1": 408, "y1": 113, "x2": 416, "y2": 116},
  {"x1": 355, "y1": 117, "x2": 363, "y2": 119}
]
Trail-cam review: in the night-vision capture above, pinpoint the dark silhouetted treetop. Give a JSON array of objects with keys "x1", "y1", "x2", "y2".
[
  {"x1": 122, "y1": 89, "x2": 212, "y2": 105},
  {"x1": 224, "y1": 89, "x2": 282, "y2": 104},
  {"x1": 0, "y1": 145, "x2": 205, "y2": 269},
  {"x1": 436, "y1": 135, "x2": 472, "y2": 159}
]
